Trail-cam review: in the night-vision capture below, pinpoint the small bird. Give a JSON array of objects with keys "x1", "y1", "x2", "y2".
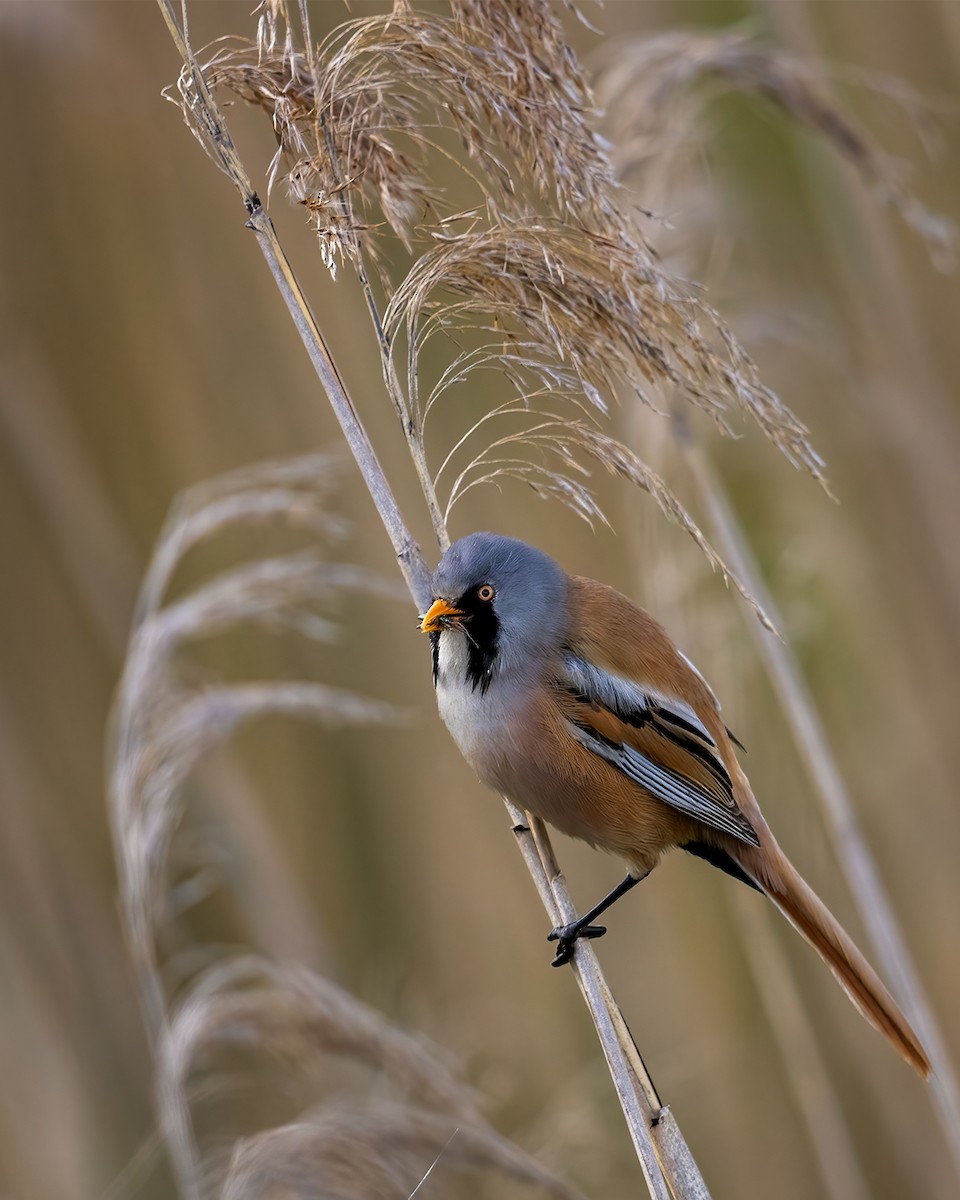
[{"x1": 419, "y1": 532, "x2": 929, "y2": 1076}]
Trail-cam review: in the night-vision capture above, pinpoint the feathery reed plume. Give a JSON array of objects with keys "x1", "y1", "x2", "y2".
[
  {"x1": 385, "y1": 216, "x2": 819, "y2": 612},
  {"x1": 197, "y1": 2, "x2": 821, "y2": 614},
  {"x1": 161, "y1": 957, "x2": 480, "y2": 1119},
  {"x1": 160, "y1": 957, "x2": 582, "y2": 1199},
  {"x1": 107, "y1": 455, "x2": 400, "y2": 1166},
  {"x1": 388, "y1": 221, "x2": 816, "y2": 455},
  {"x1": 220, "y1": 1102, "x2": 584, "y2": 1200},
  {"x1": 596, "y1": 28, "x2": 956, "y2": 267},
  {"x1": 205, "y1": 0, "x2": 621, "y2": 246},
  {"x1": 110, "y1": 452, "x2": 398, "y2": 1021},
  {"x1": 109, "y1": 450, "x2": 581, "y2": 1200}
]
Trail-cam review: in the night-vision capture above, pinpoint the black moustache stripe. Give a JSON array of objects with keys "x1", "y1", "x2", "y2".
[
  {"x1": 465, "y1": 600, "x2": 499, "y2": 694},
  {"x1": 429, "y1": 630, "x2": 440, "y2": 685}
]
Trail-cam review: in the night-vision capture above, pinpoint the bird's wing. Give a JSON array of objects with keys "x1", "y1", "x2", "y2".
[{"x1": 558, "y1": 577, "x2": 759, "y2": 847}]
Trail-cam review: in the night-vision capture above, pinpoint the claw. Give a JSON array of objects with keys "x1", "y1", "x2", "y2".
[{"x1": 547, "y1": 922, "x2": 607, "y2": 967}]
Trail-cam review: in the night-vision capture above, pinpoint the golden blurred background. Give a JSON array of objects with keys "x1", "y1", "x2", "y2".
[{"x1": 1, "y1": 2, "x2": 959, "y2": 1198}]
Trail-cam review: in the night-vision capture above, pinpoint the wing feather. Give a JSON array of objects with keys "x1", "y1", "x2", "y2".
[
  {"x1": 560, "y1": 577, "x2": 758, "y2": 846},
  {"x1": 563, "y1": 699, "x2": 759, "y2": 846}
]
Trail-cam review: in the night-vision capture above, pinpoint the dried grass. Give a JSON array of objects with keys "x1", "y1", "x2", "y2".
[
  {"x1": 205, "y1": 0, "x2": 619, "y2": 244},
  {"x1": 114, "y1": 463, "x2": 383, "y2": 961},
  {"x1": 160, "y1": 957, "x2": 481, "y2": 1126},
  {"x1": 387, "y1": 217, "x2": 820, "y2": 464},
  {"x1": 173, "y1": 4, "x2": 957, "y2": 608},
  {"x1": 107, "y1": 455, "x2": 400, "y2": 1183},
  {"x1": 187, "y1": 2, "x2": 826, "y2": 620},
  {"x1": 108, "y1": 449, "x2": 579, "y2": 1200},
  {"x1": 221, "y1": 1101, "x2": 584, "y2": 1200},
  {"x1": 596, "y1": 28, "x2": 957, "y2": 267}
]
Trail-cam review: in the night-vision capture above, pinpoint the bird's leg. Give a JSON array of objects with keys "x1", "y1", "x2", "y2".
[{"x1": 548, "y1": 873, "x2": 646, "y2": 967}]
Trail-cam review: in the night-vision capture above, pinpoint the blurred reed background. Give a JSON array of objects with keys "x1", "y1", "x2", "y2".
[{"x1": 1, "y1": 1, "x2": 959, "y2": 1198}]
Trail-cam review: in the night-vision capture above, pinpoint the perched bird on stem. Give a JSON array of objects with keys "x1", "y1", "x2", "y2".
[{"x1": 420, "y1": 532, "x2": 930, "y2": 1077}]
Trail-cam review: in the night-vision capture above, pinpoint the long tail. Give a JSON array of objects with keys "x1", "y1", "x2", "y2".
[{"x1": 734, "y1": 831, "x2": 930, "y2": 1078}]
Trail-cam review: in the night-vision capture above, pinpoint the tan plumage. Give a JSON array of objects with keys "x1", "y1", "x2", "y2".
[{"x1": 423, "y1": 533, "x2": 931, "y2": 1078}]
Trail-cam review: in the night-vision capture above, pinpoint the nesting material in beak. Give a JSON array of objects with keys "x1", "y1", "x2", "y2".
[{"x1": 419, "y1": 598, "x2": 465, "y2": 633}]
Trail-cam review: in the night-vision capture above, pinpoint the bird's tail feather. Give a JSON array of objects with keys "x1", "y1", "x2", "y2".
[{"x1": 737, "y1": 838, "x2": 930, "y2": 1078}]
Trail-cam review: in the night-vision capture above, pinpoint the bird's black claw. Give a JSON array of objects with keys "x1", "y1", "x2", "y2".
[
  {"x1": 547, "y1": 922, "x2": 607, "y2": 943},
  {"x1": 547, "y1": 922, "x2": 607, "y2": 967}
]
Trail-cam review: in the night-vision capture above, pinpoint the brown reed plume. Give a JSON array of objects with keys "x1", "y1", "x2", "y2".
[
  {"x1": 108, "y1": 451, "x2": 580, "y2": 1199},
  {"x1": 595, "y1": 27, "x2": 956, "y2": 267},
  {"x1": 191, "y1": 0, "x2": 823, "y2": 608},
  {"x1": 219, "y1": 1101, "x2": 582, "y2": 1200}
]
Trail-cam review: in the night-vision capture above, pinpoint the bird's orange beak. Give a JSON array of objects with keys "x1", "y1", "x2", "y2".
[{"x1": 419, "y1": 598, "x2": 464, "y2": 633}]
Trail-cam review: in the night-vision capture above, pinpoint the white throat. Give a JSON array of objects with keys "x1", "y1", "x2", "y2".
[{"x1": 434, "y1": 629, "x2": 520, "y2": 774}]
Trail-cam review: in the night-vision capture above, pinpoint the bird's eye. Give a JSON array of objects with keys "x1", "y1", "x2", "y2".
[{"x1": 477, "y1": 584, "x2": 495, "y2": 602}]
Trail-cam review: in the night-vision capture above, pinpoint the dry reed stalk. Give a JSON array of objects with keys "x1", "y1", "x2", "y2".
[
  {"x1": 731, "y1": 892, "x2": 873, "y2": 1200},
  {"x1": 158, "y1": 0, "x2": 432, "y2": 609},
  {"x1": 685, "y1": 443, "x2": 960, "y2": 1177},
  {"x1": 601, "y1": 20, "x2": 959, "y2": 1180}
]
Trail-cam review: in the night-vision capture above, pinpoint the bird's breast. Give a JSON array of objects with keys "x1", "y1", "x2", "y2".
[
  {"x1": 434, "y1": 631, "x2": 529, "y2": 781},
  {"x1": 434, "y1": 630, "x2": 695, "y2": 874}
]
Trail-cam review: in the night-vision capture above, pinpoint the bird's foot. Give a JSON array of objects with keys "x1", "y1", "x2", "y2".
[{"x1": 547, "y1": 921, "x2": 607, "y2": 967}]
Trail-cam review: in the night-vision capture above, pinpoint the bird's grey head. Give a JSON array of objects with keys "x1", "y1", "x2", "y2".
[{"x1": 422, "y1": 533, "x2": 569, "y2": 692}]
